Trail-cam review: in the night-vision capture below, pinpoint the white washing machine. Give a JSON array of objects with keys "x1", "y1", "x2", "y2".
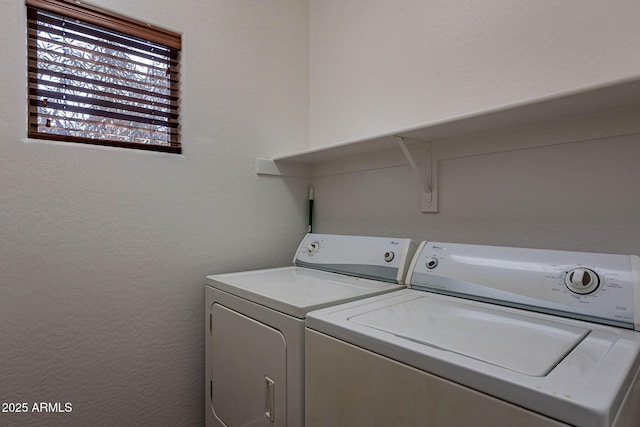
[
  {"x1": 205, "y1": 233, "x2": 417, "y2": 427},
  {"x1": 306, "y1": 242, "x2": 640, "y2": 427}
]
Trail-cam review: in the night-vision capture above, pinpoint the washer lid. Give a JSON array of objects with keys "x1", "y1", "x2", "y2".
[
  {"x1": 207, "y1": 266, "x2": 402, "y2": 318},
  {"x1": 350, "y1": 295, "x2": 591, "y2": 376}
]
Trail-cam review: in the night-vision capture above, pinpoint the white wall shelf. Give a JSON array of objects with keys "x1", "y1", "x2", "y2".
[{"x1": 256, "y1": 76, "x2": 640, "y2": 212}]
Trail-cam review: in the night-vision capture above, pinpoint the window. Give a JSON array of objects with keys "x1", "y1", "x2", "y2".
[{"x1": 26, "y1": 0, "x2": 182, "y2": 153}]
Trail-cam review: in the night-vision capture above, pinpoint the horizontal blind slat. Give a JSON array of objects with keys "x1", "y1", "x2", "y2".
[
  {"x1": 30, "y1": 114, "x2": 180, "y2": 137},
  {"x1": 29, "y1": 99, "x2": 179, "y2": 128},
  {"x1": 28, "y1": 79, "x2": 178, "y2": 110},
  {"x1": 28, "y1": 58, "x2": 178, "y2": 93},
  {"x1": 28, "y1": 67, "x2": 179, "y2": 101},
  {"x1": 31, "y1": 51, "x2": 177, "y2": 86},
  {"x1": 30, "y1": 123, "x2": 177, "y2": 144},
  {"x1": 29, "y1": 88, "x2": 179, "y2": 120},
  {"x1": 28, "y1": 30, "x2": 174, "y2": 74},
  {"x1": 31, "y1": 51, "x2": 175, "y2": 86}
]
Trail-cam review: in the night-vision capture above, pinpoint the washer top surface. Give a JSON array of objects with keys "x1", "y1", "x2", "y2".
[
  {"x1": 207, "y1": 266, "x2": 403, "y2": 318},
  {"x1": 349, "y1": 293, "x2": 590, "y2": 376},
  {"x1": 306, "y1": 289, "x2": 640, "y2": 427}
]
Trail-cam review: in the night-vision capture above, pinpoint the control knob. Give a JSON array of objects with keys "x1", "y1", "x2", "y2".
[
  {"x1": 384, "y1": 251, "x2": 395, "y2": 262},
  {"x1": 564, "y1": 267, "x2": 600, "y2": 295},
  {"x1": 425, "y1": 257, "x2": 438, "y2": 269},
  {"x1": 306, "y1": 242, "x2": 320, "y2": 256}
]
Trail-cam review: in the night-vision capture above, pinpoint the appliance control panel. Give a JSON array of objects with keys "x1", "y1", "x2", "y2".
[
  {"x1": 408, "y1": 241, "x2": 640, "y2": 330},
  {"x1": 294, "y1": 233, "x2": 417, "y2": 284}
]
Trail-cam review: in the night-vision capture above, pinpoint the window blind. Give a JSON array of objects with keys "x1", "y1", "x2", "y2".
[{"x1": 26, "y1": 0, "x2": 182, "y2": 153}]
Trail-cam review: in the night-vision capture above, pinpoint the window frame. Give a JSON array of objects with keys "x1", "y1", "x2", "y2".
[{"x1": 26, "y1": 0, "x2": 182, "y2": 154}]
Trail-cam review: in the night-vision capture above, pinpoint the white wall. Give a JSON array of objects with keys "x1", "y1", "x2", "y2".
[
  {"x1": 309, "y1": 0, "x2": 640, "y2": 147},
  {"x1": 0, "y1": 0, "x2": 308, "y2": 425},
  {"x1": 311, "y1": 108, "x2": 640, "y2": 255},
  {"x1": 307, "y1": 0, "x2": 640, "y2": 256}
]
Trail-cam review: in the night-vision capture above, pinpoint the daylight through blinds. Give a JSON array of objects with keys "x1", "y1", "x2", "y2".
[{"x1": 27, "y1": 4, "x2": 181, "y2": 153}]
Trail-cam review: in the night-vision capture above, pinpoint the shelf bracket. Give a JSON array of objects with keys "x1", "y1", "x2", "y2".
[{"x1": 394, "y1": 136, "x2": 436, "y2": 212}]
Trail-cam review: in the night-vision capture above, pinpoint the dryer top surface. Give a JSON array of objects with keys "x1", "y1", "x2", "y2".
[{"x1": 207, "y1": 266, "x2": 402, "y2": 318}]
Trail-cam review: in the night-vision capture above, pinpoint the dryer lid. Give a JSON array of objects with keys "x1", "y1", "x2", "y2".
[
  {"x1": 208, "y1": 267, "x2": 402, "y2": 318},
  {"x1": 349, "y1": 295, "x2": 591, "y2": 376}
]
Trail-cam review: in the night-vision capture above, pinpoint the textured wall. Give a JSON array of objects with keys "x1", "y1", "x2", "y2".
[
  {"x1": 0, "y1": 0, "x2": 309, "y2": 425},
  {"x1": 311, "y1": 113, "x2": 640, "y2": 256},
  {"x1": 307, "y1": 0, "x2": 640, "y2": 263},
  {"x1": 309, "y1": 0, "x2": 640, "y2": 146}
]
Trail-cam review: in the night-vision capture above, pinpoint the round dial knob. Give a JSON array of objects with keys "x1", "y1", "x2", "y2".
[
  {"x1": 384, "y1": 251, "x2": 395, "y2": 262},
  {"x1": 425, "y1": 257, "x2": 438, "y2": 269},
  {"x1": 306, "y1": 242, "x2": 320, "y2": 256},
  {"x1": 564, "y1": 268, "x2": 600, "y2": 295}
]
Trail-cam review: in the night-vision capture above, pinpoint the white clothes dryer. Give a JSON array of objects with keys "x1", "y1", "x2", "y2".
[
  {"x1": 205, "y1": 233, "x2": 416, "y2": 427},
  {"x1": 306, "y1": 242, "x2": 640, "y2": 427}
]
